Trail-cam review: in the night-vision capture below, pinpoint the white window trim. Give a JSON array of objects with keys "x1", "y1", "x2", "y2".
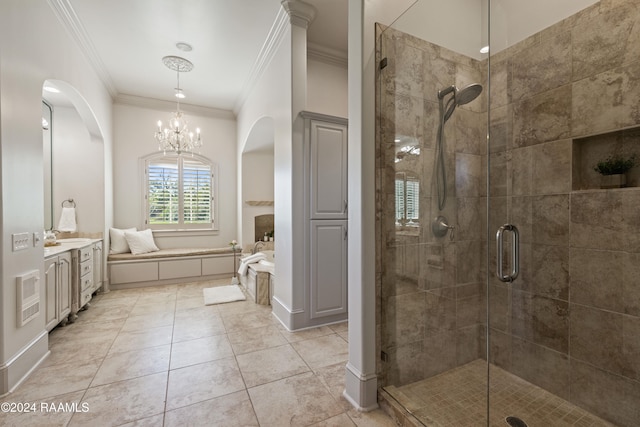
[{"x1": 140, "y1": 152, "x2": 219, "y2": 232}]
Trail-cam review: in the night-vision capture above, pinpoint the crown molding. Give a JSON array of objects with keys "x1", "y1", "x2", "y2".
[
  {"x1": 47, "y1": 0, "x2": 118, "y2": 98},
  {"x1": 115, "y1": 94, "x2": 235, "y2": 120},
  {"x1": 281, "y1": 0, "x2": 317, "y2": 29},
  {"x1": 307, "y1": 42, "x2": 348, "y2": 69},
  {"x1": 233, "y1": 6, "x2": 290, "y2": 114}
]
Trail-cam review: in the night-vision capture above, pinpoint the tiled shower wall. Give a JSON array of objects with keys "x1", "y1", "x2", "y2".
[
  {"x1": 376, "y1": 25, "x2": 487, "y2": 387},
  {"x1": 376, "y1": 1, "x2": 640, "y2": 426},
  {"x1": 488, "y1": 2, "x2": 640, "y2": 425}
]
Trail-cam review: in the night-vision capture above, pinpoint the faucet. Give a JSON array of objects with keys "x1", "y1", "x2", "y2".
[{"x1": 252, "y1": 241, "x2": 265, "y2": 255}]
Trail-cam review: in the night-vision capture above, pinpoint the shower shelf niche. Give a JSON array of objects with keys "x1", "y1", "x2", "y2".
[{"x1": 572, "y1": 126, "x2": 640, "y2": 191}]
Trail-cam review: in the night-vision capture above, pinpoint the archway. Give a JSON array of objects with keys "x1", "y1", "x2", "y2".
[{"x1": 240, "y1": 117, "x2": 275, "y2": 247}]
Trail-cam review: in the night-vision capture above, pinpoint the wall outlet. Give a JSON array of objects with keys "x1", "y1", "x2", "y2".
[
  {"x1": 12, "y1": 233, "x2": 30, "y2": 251},
  {"x1": 33, "y1": 232, "x2": 42, "y2": 247}
]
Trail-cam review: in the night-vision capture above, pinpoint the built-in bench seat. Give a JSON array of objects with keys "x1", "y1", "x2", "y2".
[{"x1": 108, "y1": 247, "x2": 235, "y2": 289}]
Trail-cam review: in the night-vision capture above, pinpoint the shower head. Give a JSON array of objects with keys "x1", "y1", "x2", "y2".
[
  {"x1": 439, "y1": 83, "x2": 484, "y2": 122},
  {"x1": 435, "y1": 82, "x2": 484, "y2": 211},
  {"x1": 455, "y1": 83, "x2": 483, "y2": 105}
]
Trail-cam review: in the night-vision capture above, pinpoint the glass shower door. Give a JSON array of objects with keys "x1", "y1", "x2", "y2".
[
  {"x1": 377, "y1": 1, "x2": 639, "y2": 426},
  {"x1": 376, "y1": 1, "x2": 490, "y2": 425},
  {"x1": 487, "y1": 1, "x2": 639, "y2": 426}
]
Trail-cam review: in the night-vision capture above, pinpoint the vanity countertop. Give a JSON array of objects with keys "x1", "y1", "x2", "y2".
[{"x1": 44, "y1": 238, "x2": 102, "y2": 258}]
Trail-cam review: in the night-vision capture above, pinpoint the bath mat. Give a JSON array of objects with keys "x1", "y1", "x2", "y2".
[{"x1": 203, "y1": 285, "x2": 246, "y2": 305}]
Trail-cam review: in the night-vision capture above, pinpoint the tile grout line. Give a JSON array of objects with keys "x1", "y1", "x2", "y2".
[
  {"x1": 4, "y1": 282, "x2": 362, "y2": 426},
  {"x1": 158, "y1": 293, "x2": 178, "y2": 427},
  {"x1": 66, "y1": 293, "x2": 139, "y2": 427}
]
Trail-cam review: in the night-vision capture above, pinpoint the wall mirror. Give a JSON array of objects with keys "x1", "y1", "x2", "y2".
[{"x1": 42, "y1": 99, "x2": 53, "y2": 230}]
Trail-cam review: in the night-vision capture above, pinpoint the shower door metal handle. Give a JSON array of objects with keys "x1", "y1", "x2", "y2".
[{"x1": 496, "y1": 224, "x2": 519, "y2": 283}]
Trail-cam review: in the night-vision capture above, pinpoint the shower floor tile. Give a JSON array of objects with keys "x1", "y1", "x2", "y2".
[{"x1": 384, "y1": 359, "x2": 616, "y2": 427}]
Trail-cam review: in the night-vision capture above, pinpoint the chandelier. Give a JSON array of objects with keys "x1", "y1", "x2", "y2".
[{"x1": 155, "y1": 56, "x2": 202, "y2": 154}]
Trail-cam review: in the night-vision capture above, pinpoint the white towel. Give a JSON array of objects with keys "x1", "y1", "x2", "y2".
[
  {"x1": 237, "y1": 252, "x2": 266, "y2": 276},
  {"x1": 57, "y1": 207, "x2": 77, "y2": 232}
]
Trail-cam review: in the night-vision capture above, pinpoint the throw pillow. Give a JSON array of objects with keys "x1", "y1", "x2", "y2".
[
  {"x1": 109, "y1": 227, "x2": 136, "y2": 254},
  {"x1": 124, "y1": 229, "x2": 160, "y2": 255}
]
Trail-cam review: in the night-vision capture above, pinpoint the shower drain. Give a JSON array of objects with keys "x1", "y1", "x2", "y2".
[{"x1": 505, "y1": 416, "x2": 528, "y2": 427}]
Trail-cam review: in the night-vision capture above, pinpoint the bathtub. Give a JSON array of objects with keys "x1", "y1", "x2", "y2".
[
  {"x1": 239, "y1": 250, "x2": 274, "y2": 304},
  {"x1": 256, "y1": 250, "x2": 274, "y2": 268}
]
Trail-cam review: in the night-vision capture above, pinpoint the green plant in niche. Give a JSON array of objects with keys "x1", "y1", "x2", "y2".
[{"x1": 593, "y1": 154, "x2": 637, "y2": 175}]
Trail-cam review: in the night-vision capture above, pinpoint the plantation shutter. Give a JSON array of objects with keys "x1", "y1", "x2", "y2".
[
  {"x1": 145, "y1": 154, "x2": 215, "y2": 229},
  {"x1": 147, "y1": 158, "x2": 179, "y2": 224},
  {"x1": 406, "y1": 179, "x2": 419, "y2": 221},
  {"x1": 183, "y1": 158, "x2": 212, "y2": 224},
  {"x1": 395, "y1": 179, "x2": 405, "y2": 223}
]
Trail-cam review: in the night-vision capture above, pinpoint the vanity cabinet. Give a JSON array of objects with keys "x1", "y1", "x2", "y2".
[
  {"x1": 92, "y1": 241, "x2": 103, "y2": 291},
  {"x1": 70, "y1": 240, "x2": 102, "y2": 320},
  {"x1": 44, "y1": 252, "x2": 71, "y2": 331}
]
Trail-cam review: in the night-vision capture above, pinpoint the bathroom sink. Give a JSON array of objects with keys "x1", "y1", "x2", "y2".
[{"x1": 57, "y1": 238, "x2": 91, "y2": 243}]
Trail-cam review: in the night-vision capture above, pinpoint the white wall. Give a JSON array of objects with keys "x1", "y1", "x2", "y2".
[
  {"x1": 0, "y1": 0, "x2": 113, "y2": 393},
  {"x1": 383, "y1": 0, "x2": 599, "y2": 60},
  {"x1": 237, "y1": 18, "x2": 294, "y2": 324},
  {"x1": 241, "y1": 151, "x2": 275, "y2": 246},
  {"x1": 112, "y1": 101, "x2": 237, "y2": 250},
  {"x1": 307, "y1": 59, "x2": 348, "y2": 118},
  {"x1": 52, "y1": 106, "x2": 105, "y2": 234},
  {"x1": 490, "y1": 0, "x2": 598, "y2": 54}
]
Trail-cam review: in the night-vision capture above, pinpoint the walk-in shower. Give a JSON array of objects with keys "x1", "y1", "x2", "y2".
[{"x1": 377, "y1": 0, "x2": 638, "y2": 426}]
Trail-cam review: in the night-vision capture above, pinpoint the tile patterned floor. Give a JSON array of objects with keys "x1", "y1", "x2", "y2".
[
  {"x1": 384, "y1": 360, "x2": 617, "y2": 427},
  {"x1": 0, "y1": 279, "x2": 395, "y2": 427}
]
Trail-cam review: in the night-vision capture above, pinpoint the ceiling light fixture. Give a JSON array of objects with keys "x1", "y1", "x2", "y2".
[
  {"x1": 43, "y1": 86, "x2": 60, "y2": 93},
  {"x1": 154, "y1": 56, "x2": 202, "y2": 155},
  {"x1": 480, "y1": 45, "x2": 489, "y2": 54},
  {"x1": 176, "y1": 42, "x2": 193, "y2": 52}
]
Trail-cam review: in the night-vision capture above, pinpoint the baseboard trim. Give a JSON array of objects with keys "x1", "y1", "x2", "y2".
[
  {"x1": 343, "y1": 362, "x2": 378, "y2": 411},
  {"x1": 271, "y1": 296, "x2": 305, "y2": 330},
  {"x1": 0, "y1": 331, "x2": 49, "y2": 396},
  {"x1": 109, "y1": 272, "x2": 231, "y2": 290},
  {"x1": 271, "y1": 296, "x2": 347, "y2": 331}
]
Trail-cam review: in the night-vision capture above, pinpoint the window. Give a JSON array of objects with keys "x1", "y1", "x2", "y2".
[
  {"x1": 395, "y1": 172, "x2": 419, "y2": 226},
  {"x1": 144, "y1": 153, "x2": 216, "y2": 230}
]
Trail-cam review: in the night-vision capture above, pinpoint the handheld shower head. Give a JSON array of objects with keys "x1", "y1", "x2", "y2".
[
  {"x1": 437, "y1": 85, "x2": 456, "y2": 99},
  {"x1": 438, "y1": 83, "x2": 484, "y2": 123},
  {"x1": 455, "y1": 83, "x2": 483, "y2": 106},
  {"x1": 435, "y1": 82, "x2": 484, "y2": 211}
]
